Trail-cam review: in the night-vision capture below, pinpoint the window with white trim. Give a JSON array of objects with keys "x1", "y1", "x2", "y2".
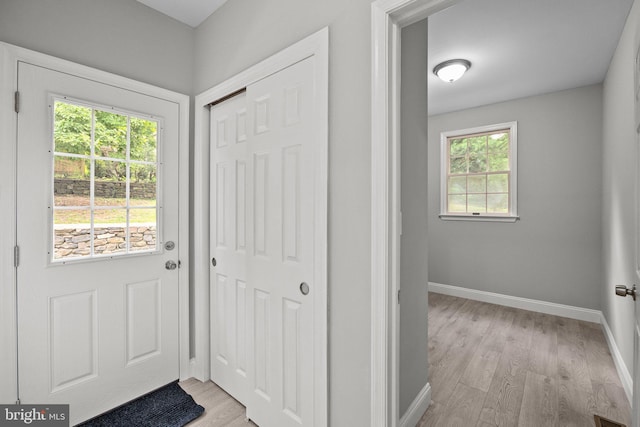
[{"x1": 440, "y1": 122, "x2": 518, "y2": 221}]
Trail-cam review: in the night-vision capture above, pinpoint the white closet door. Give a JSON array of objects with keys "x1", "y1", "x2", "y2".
[
  {"x1": 210, "y1": 91, "x2": 250, "y2": 404},
  {"x1": 210, "y1": 56, "x2": 317, "y2": 426}
]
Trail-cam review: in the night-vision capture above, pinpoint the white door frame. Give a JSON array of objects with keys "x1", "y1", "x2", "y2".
[
  {"x1": 0, "y1": 42, "x2": 191, "y2": 404},
  {"x1": 370, "y1": 1, "x2": 459, "y2": 425},
  {"x1": 192, "y1": 28, "x2": 328, "y2": 426}
]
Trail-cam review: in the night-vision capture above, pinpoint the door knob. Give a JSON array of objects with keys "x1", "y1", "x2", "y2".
[
  {"x1": 165, "y1": 260, "x2": 178, "y2": 270},
  {"x1": 300, "y1": 282, "x2": 310, "y2": 295},
  {"x1": 615, "y1": 284, "x2": 636, "y2": 301}
]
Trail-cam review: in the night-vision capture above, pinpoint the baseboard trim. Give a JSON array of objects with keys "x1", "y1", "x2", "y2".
[
  {"x1": 600, "y1": 313, "x2": 633, "y2": 403},
  {"x1": 428, "y1": 282, "x2": 633, "y2": 405},
  {"x1": 399, "y1": 382, "x2": 431, "y2": 427},
  {"x1": 188, "y1": 357, "x2": 206, "y2": 383},
  {"x1": 428, "y1": 282, "x2": 601, "y2": 323}
]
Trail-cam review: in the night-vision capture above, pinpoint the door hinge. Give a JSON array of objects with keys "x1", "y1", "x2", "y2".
[
  {"x1": 397, "y1": 289, "x2": 400, "y2": 304},
  {"x1": 14, "y1": 91, "x2": 20, "y2": 113},
  {"x1": 15, "y1": 399, "x2": 20, "y2": 405},
  {"x1": 14, "y1": 246, "x2": 19, "y2": 268}
]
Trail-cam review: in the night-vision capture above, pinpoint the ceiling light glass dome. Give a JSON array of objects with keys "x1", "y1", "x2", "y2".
[{"x1": 433, "y1": 59, "x2": 471, "y2": 83}]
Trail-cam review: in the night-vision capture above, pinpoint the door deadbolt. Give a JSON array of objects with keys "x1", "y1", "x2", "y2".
[
  {"x1": 165, "y1": 260, "x2": 178, "y2": 270},
  {"x1": 211, "y1": 257, "x2": 217, "y2": 267},
  {"x1": 615, "y1": 284, "x2": 636, "y2": 301},
  {"x1": 165, "y1": 241, "x2": 175, "y2": 251}
]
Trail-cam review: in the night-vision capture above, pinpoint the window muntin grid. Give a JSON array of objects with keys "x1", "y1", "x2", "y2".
[
  {"x1": 51, "y1": 98, "x2": 160, "y2": 262},
  {"x1": 442, "y1": 123, "x2": 517, "y2": 219}
]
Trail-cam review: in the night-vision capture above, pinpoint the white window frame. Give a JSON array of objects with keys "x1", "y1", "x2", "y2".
[
  {"x1": 439, "y1": 121, "x2": 518, "y2": 222},
  {"x1": 49, "y1": 96, "x2": 163, "y2": 264}
]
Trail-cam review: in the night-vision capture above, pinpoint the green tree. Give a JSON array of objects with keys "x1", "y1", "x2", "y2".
[
  {"x1": 95, "y1": 110, "x2": 127, "y2": 159},
  {"x1": 54, "y1": 102, "x2": 91, "y2": 155},
  {"x1": 54, "y1": 101, "x2": 158, "y2": 183},
  {"x1": 130, "y1": 117, "x2": 157, "y2": 183}
]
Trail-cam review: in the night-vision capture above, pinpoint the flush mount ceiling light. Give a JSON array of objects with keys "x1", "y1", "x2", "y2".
[{"x1": 433, "y1": 59, "x2": 471, "y2": 83}]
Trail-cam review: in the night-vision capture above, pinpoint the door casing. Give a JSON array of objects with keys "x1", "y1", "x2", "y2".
[
  {"x1": 0, "y1": 42, "x2": 191, "y2": 404},
  {"x1": 192, "y1": 27, "x2": 328, "y2": 426},
  {"x1": 370, "y1": 1, "x2": 460, "y2": 426}
]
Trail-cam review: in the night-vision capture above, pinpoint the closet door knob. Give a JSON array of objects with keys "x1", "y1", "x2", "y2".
[{"x1": 300, "y1": 282, "x2": 310, "y2": 295}]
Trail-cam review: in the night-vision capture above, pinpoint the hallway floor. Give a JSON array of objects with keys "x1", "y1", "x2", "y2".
[
  {"x1": 418, "y1": 293, "x2": 631, "y2": 427},
  {"x1": 181, "y1": 378, "x2": 256, "y2": 426}
]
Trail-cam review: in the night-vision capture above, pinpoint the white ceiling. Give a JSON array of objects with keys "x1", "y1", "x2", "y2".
[
  {"x1": 136, "y1": 0, "x2": 632, "y2": 115},
  {"x1": 136, "y1": 0, "x2": 228, "y2": 27},
  {"x1": 428, "y1": 0, "x2": 634, "y2": 115}
]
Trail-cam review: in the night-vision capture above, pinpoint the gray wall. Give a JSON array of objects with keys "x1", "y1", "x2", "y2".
[
  {"x1": 399, "y1": 20, "x2": 430, "y2": 417},
  {"x1": 428, "y1": 85, "x2": 603, "y2": 310},
  {"x1": 0, "y1": 0, "x2": 194, "y2": 95},
  {"x1": 602, "y1": 0, "x2": 640, "y2": 378},
  {"x1": 194, "y1": 1, "x2": 375, "y2": 424}
]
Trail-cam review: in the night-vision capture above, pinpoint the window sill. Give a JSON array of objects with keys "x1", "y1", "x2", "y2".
[{"x1": 439, "y1": 214, "x2": 519, "y2": 223}]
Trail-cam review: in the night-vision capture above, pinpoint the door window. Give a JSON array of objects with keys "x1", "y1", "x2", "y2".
[{"x1": 52, "y1": 98, "x2": 160, "y2": 262}]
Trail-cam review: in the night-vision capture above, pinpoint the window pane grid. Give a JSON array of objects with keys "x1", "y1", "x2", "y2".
[
  {"x1": 52, "y1": 99, "x2": 159, "y2": 261},
  {"x1": 445, "y1": 129, "x2": 512, "y2": 215}
]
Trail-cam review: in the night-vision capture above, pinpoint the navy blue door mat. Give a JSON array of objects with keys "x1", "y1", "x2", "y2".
[{"x1": 76, "y1": 381, "x2": 204, "y2": 427}]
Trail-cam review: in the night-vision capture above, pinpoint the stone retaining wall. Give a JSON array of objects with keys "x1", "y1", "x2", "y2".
[
  {"x1": 54, "y1": 179, "x2": 156, "y2": 199},
  {"x1": 54, "y1": 225, "x2": 156, "y2": 259}
]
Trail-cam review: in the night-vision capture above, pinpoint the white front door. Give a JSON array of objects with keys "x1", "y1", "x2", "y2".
[
  {"x1": 16, "y1": 61, "x2": 181, "y2": 425},
  {"x1": 210, "y1": 57, "x2": 318, "y2": 426}
]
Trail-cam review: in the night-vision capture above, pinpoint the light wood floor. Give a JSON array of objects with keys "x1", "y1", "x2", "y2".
[
  {"x1": 180, "y1": 292, "x2": 631, "y2": 427},
  {"x1": 180, "y1": 378, "x2": 255, "y2": 426},
  {"x1": 418, "y1": 293, "x2": 631, "y2": 427}
]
